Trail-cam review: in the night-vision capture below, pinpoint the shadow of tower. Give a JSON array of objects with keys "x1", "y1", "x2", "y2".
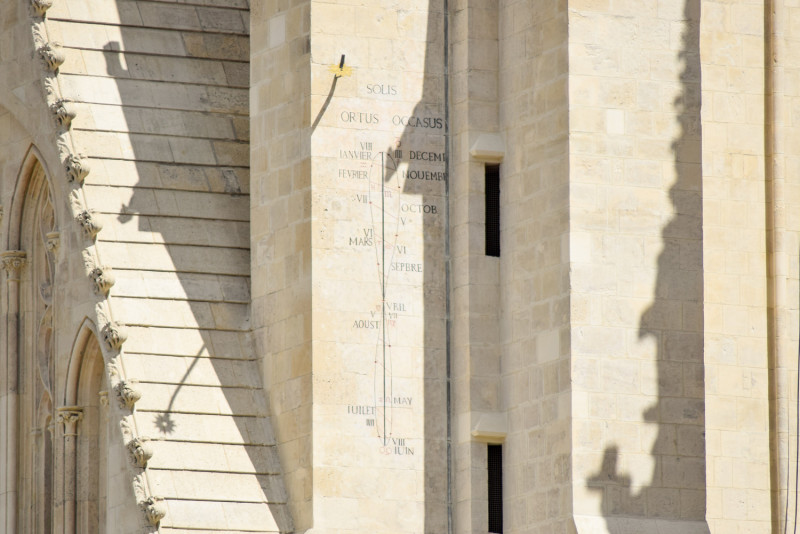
[
  {"x1": 377, "y1": 2, "x2": 449, "y2": 532},
  {"x1": 588, "y1": 0, "x2": 705, "y2": 527}
]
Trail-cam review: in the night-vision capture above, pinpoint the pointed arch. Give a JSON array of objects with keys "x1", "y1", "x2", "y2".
[
  {"x1": 66, "y1": 319, "x2": 108, "y2": 534},
  {"x1": 14, "y1": 152, "x2": 60, "y2": 533},
  {"x1": 5, "y1": 144, "x2": 54, "y2": 251},
  {"x1": 65, "y1": 318, "x2": 104, "y2": 407}
]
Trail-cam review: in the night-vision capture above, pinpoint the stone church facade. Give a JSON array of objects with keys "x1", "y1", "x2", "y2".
[{"x1": 0, "y1": 0, "x2": 797, "y2": 533}]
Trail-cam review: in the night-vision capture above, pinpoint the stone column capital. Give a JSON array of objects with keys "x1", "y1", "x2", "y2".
[
  {"x1": 56, "y1": 405, "x2": 84, "y2": 436},
  {"x1": 1, "y1": 250, "x2": 27, "y2": 280}
]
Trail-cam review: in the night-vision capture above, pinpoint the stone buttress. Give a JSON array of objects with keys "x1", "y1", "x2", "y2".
[{"x1": 14, "y1": 0, "x2": 293, "y2": 530}]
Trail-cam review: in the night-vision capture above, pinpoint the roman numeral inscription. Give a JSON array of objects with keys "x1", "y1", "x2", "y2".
[{"x1": 326, "y1": 75, "x2": 445, "y2": 460}]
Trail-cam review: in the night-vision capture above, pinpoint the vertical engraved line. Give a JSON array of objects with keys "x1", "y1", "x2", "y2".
[{"x1": 382, "y1": 151, "x2": 387, "y2": 446}]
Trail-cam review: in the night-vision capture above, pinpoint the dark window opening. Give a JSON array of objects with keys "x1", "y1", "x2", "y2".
[
  {"x1": 485, "y1": 164, "x2": 500, "y2": 257},
  {"x1": 488, "y1": 444, "x2": 503, "y2": 533}
]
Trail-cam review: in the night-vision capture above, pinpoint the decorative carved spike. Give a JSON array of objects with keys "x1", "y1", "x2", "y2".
[
  {"x1": 102, "y1": 321, "x2": 128, "y2": 351},
  {"x1": 106, "y1": 360, "x2": 121, "y2": 381},
  {"x1": 30, "y1": 0, "x2": 53, "y2": 16},
  {"x1": 127, "y1": 437, "x2": 153, "y2": 468},
  {"x1": 1, "y1": 251, "x2": 27, "y2": 280},
  {"x1": 75, "y1": 210, "x2": 103, "y2": 240},
  {"x1": 50, "y1": 99, "x2": 76, "y2": 129},
  {"x1": 42, "y1": 75, "x2": 59, "y2": 101},
  {"x1": 90, "y1": 265, "x2": 115, "y2": 295},
  {"x1": 95, "y1": 300, "x2": 112, "y2": 326},
  {"x1": 115, "y1": 380, "x2": 141, "y2": 410},
  {"x1": 131, "y1": 473, "x2": 147, "y2": 502},
  {"x1": 38, "y1": 42, "x2": 64, "y2": 71},
  {"x1": 65, "y1": 153, "x2": 90, "y2": 183},
  {"x1": 142, "y1": 496, "x2": 167, "y2": 526}
]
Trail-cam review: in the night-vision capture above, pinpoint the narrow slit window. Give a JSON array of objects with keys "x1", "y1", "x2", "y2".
[
  {"x1": 485, "y1": 164, "x2": 500, "y2": 257},
  {"x1": 488, "y1": 444, "x2": 503, "y2": 533}
]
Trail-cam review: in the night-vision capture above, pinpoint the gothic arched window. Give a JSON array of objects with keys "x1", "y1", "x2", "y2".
[{"x1": 17, "y1": 160, "x2": 58, "y2": 533}]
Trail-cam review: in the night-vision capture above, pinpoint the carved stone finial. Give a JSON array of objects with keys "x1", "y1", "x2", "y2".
[
  {"x1": 45, "y1": 231, "x2": 60, "y2": 255},
  {"x1": 127, "y1": 437, "x2": 154, "y2": 468},
  {"x1": 65, "y1": 153, "x2": 90, "y2": 183},
  {"x1": 30, "y1": 0, "x2": 53, "y2": 16},
  {"x1": 75, "y1": 210, "x2": 103, "y2": 240},
  {"x1": 102, "y1": 321, "x2": 128, "y2": 350},
  {"x1": 98, "y1": 390, "x2": 109, "y2": 407},
  {"x1": 142, "y1": 496, "x2": 167, "y2": 526},
  {"x1": 51, "y1": 99, "x2": 76, "y2": 129},
  {"x1": 1, "y1": 251, "x2": 27, "y2": 279},
  {"x1": 38, "y1": 42, "x2": 65, "y2": 71},
  {"x1": 115, "y1": 380, "x2": 141, "y2": 410},
  {"x1": 90, "y1": 265, "x2": 115, "y2": 295}
]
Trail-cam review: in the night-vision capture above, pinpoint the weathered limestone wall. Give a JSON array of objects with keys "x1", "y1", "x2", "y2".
[
  {"x1": 568, "y1": 0, "x2": 707, "y2": 532},
  {"x1": 251, "y1": 0, "x2": 311, "y2": 529},
  {"x1": 698, "y1": 1, "x2": 800, "y2": 533},
  {"x1": 699, "y1": 1, "x2": 772, "y2": 532},
  {"x1": 4, "y1": 0, "x2": 800, "y2": 532},
  {"x1": 306, "y1": 0, "x2": 448, "y2": 532},
  {"x1": 771, "y1": 0, "x2": 800, "y2": 530},
  {"x1": 449, "y1": 1, "x2": 503, "y2": 533},
  {"x1": 259, "y1": 0, "x2": 457, "y2": 530},
  {"x1": 498, "y1": 1, "x2": 571, "y2": 533},
  {"x1": 0, "y1": 112, "x2": 36, "y2": 234}
]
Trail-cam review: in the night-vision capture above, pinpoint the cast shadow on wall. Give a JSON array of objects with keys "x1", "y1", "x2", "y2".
[
  {"x1": 383, "y1": 5, "x2": 449, "y2": 532},
  {"x1": 587, "y1": 0, "x2": 705, "y2": 528},
  {"x1": 98, "y1": 19, "x2": 292, "y2": 531}
]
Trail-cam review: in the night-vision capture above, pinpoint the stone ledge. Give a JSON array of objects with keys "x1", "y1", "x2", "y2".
[{"x1": 573, "y1": 515, "x2": 709, "y2": 534}]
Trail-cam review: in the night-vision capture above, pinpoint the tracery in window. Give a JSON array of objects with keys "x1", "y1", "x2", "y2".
[{"x1": 18, "y1": 161, "x2": 58, "y2": 533}]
